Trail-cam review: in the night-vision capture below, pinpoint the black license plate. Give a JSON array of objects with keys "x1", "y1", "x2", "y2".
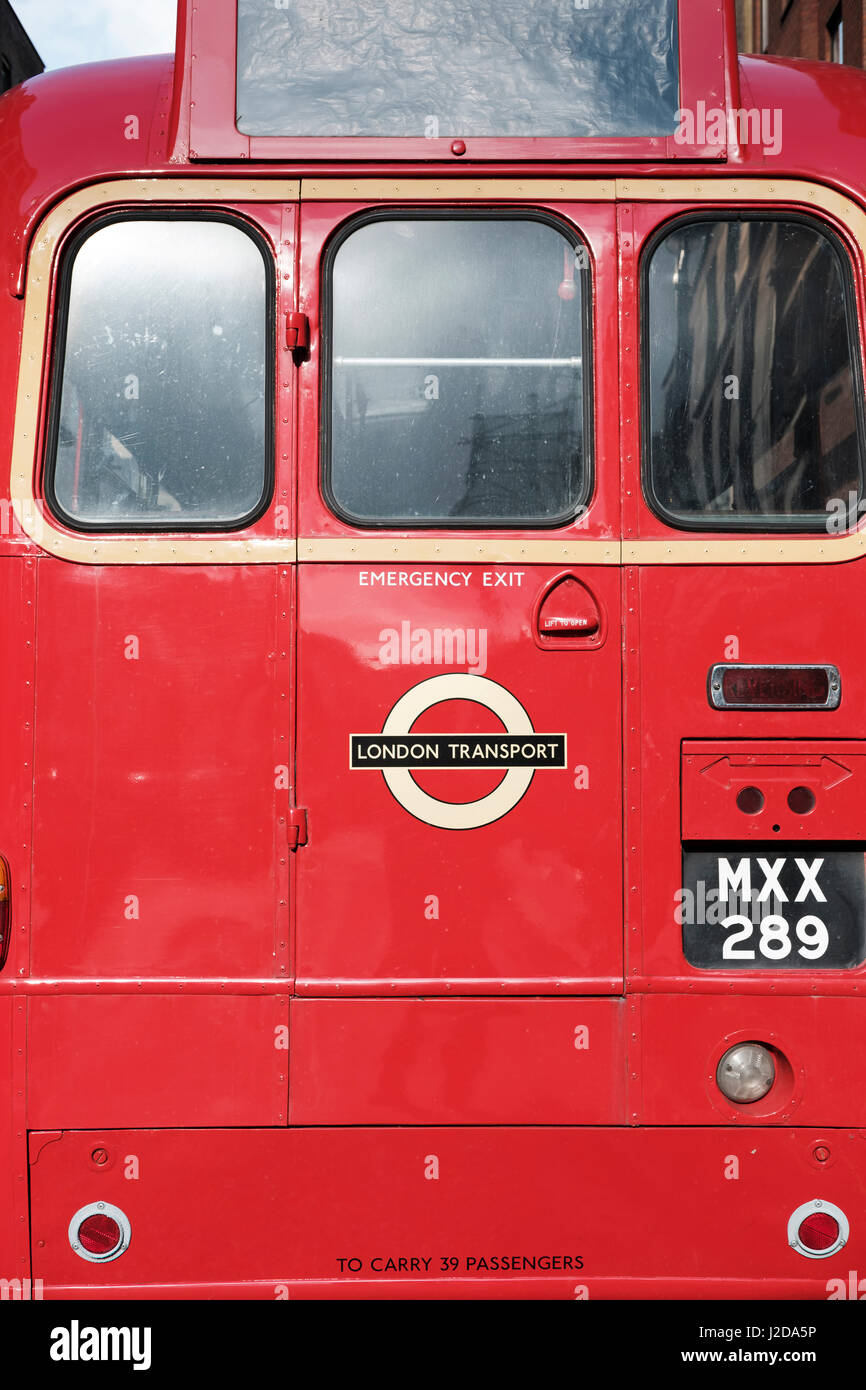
[{"x1": 681, "y1": 848, "x2": 866, "y2": 970}]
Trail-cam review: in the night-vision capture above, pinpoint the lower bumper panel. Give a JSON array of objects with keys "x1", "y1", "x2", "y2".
[{"x1": 29, "y1": 1126, "x2": 866, "y2": 1298}]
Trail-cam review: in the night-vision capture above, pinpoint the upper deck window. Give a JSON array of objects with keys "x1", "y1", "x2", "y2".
[
  {"x1": 47, "y1": 217, "x2": 272, "y2": 532},
  {"x1": 236, "y1": 0, "x2": 679, "y2": 139},
  {"x1": 644, "y1": 216, "x2": 865, "y2": 531},
  {"x1": 324, "y1": 214, "x2": 591, "y2": 528}
]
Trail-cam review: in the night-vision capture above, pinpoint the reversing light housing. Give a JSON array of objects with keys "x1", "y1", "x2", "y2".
[
  {"x1": 708, "y1": 664, "x2": 840, "y2": 711},
  {"x1": 716, "y1": 1042, "x2": 776, "y2": 1103},
  {"x1": 68, "y1": 1202, "x2": 131, "y2": 1263}
]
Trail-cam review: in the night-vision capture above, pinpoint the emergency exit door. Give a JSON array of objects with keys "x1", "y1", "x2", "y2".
[{"x1": 294, "y1": 197, "x2": 624, "y2": 995}]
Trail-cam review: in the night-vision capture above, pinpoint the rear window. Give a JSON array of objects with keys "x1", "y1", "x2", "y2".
[
  {"x1": 47, "y1": 217, "x2": 272, "y2": 532},
  {"x1": 644, "y1": 216, "x2": 864, "y2": 530},
  {"x1": 236, "y1": 0, "x2": 679, "y2": 139},
  {"x1": 324, "y1": 215, "x2": 592, "y2": 528}
]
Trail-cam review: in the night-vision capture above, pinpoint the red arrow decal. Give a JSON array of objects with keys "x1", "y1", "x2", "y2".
[{"x1": 700, "y1": 756, "x2": 853, "y2": 792}]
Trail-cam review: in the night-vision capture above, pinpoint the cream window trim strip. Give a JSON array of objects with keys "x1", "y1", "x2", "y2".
[
  {"x1": 296, "y1": 536, "x2": 865, "y2": 565},
  {"x1": 623, "y1": 536, "x2": 866, "y2": 565},
  {"x1": 298, "y1": 538, "x2": 619, "y2": 564},
  {"x1": 297, "y1": 175, "x2": 858, "y2": 215},
  {"x1": 300, "y1": 179, "x2": 616, "y2": 202},
  {"x1": 12, "y1": 179, "x2": 298, "y2": 566}
]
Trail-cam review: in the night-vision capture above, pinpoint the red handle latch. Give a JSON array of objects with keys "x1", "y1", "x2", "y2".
[
  {"x1": 286, "y1": 312, "x2": 311, "y2": 360},
  {"x1": 288, "y1": 808, "x2": 309, "y2": 851}
]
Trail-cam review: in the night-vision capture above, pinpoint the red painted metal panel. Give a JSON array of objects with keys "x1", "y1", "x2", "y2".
[
  {"x1": 29, "y1": 1126, "x2": 866, "y2": 1294},
  {"x1": 295, "y1": 563, "x2": 623, "y2": 994},
  {"x1": 0, "y1": 563, "x2": 35, "y2": 1286},
  {"x1": 289, "y1": 1000, "x2": 626, "y2": 1124},
  {"x1": 630, "y1": 564, "x2": 866, "y2": 994},
  {"x1": 27, "y1": 995, "x2": 288, "y2": 1129},
  {"x1": 640, "y1": 995, "x2": 866, "y2": 1127},
  {"x1": 0, "y1": 999, "x2": 15, "y2": 1271},
  {"x1": 0, "y1": 563, "x2": 35, "y2": 1284},
  {"x1": 0, "y1": 998, "x2": 29, "y2": 1285},
  {"x1": 187, "y1": 0, "x2": 249, "y2": 161},
  {"x1": 683, "y1": 741, "x2": 866, "y2": 841},
  {"x1": 35, "y1": 1276, "x2": 845, "y2": 1301},
  {"x1": 31, "y1": 563, "x2": 282, "y2": 978},
  {"x1": 0, "y1": 561, "x2": 36, "y2": 977}
]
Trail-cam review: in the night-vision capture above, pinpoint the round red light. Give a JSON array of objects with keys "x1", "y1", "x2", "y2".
[
  {"x1": 798, "y1": 1211, "x2": 839, "y2": 1252},
  {"x1": 77, "y1": 1213, "x2": 121, "y2": 1255}
]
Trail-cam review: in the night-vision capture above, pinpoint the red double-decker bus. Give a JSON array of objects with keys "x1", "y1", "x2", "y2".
[{"x1": 1, "y1": 0, "x2": 865, "y2": 1300}]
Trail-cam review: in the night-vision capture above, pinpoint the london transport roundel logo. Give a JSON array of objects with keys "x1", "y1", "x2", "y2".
[{"x1": 350, "y1": 673, "x2": 567, "y2": 831}]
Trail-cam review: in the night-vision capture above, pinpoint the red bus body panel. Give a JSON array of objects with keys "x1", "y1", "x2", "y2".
[
  {"x1": 27, "y1": 1126, "x2": 866, "y2": 1299},
  {"x1": 1, "y1": 0, "x2": 866, "y2": 1298}
]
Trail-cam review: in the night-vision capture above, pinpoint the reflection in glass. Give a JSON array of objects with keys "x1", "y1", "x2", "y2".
[
  {"x1": 646, "y1": 219, "x2": 862, "y2": 526},
  {"x1": 328, "y1": 218, "x2": 589, "y2": 525},
  {"x1": 236, "y1": 0, "x2": 679, "y2": 139},
  {"x1": 52, "y1": 220, "x2": 269, "y2": 528}
]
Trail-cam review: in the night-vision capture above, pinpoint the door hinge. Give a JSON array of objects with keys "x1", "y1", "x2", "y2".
[
  {"x1": 288, "y1": 807, "x2": 309, "y2": 850},
  {"x1": 286, "y1": 311, "x2": 311, "y2": 362}
]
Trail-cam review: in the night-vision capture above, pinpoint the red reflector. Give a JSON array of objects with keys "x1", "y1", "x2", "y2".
[
  {"x1": 721, "y1": 667, "x2": 830, "y2": 707},
  {"x1": 77, "y1": 1213, "x2": 121, "y2": 1255},
  {"x1": 798, "y1": 1212, "x2": 839, "y2": 1252}
]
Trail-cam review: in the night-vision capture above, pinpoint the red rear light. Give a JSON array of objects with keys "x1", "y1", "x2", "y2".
[
  {"x1": 77, "y1": 1213, "x2": 121, "y2": 1255},
  {"x1": 710, "y1": 664, "x2": 840, "y2": 710},
  {"x1": 798, "y1": 1212, "x2": 839, "y2": 1252},
  {"x1": 722, "y1": 666, "x2": 829, "y2": 707}
]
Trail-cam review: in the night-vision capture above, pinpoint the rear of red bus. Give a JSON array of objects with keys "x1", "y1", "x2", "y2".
[{"x1": 1, "y1": 0, "x2": 866, "y2": 1298}]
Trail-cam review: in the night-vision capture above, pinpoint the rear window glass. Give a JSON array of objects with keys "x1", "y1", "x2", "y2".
[
  {"x1": 644, "y1": 217, "x2": 864, "y2": 530},
  {"x1": 48, "y1": 218, "x2": 271, "y2": 531},
  {"x1": 325, "y1": 216, "x2": 591, "y2": 528},
  {"x1": 236, "y1": 0, "x2": 679, "y2": 138}
]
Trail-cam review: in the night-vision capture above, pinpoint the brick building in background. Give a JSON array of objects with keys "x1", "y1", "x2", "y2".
[
  {"x1": 0, "y1": 1, "x2": 42, "y2": 93},
  {"x1": 737, "y1": 0, "x2": 864, "y2": 65}
]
